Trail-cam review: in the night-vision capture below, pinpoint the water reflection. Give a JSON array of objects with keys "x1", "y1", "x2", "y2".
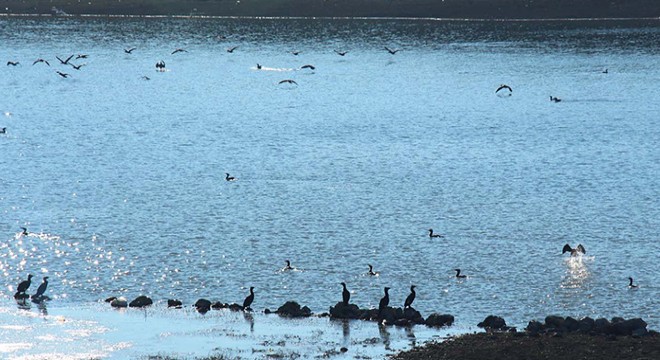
[
  {"x1": 378, "y1": 322, "x2": 391, "y2": 350},
  {"x1": 561, "y1": 256, "x2": 591, "y2": 289},
  {"x1": 243, "y1": 311, "x2": 255, "y2": 333},
  {"x1": 405, "y1": 326, "x2": 416, "y2": 348}
]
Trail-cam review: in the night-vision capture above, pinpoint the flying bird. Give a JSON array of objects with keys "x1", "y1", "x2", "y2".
[
  {"x1": 334, "y1": 50, "x2": 349, "y2": 56},
  {"x1": 562, "y1": 244, "x2": 586, "y2": 256},
  {"x1": 56, "y1": 55, "x2": 74, "y2": 65},
  {"x1": 300, "y1": 65, "x2": 315, "y2": 70},
  {"x1": 71, "y1": 63, "x2": 86, "y2": 70},
  {"x1": 7, "y1": 61, "x2": 19, "y2": 66},
  {"x1": 56, "y1": 71, "x2": 70, "y2": 78},
  {"x1": 496, "y1": 84, "x2": 513, "y2": 93},
  {"x1": 33, "y1": 59, "x2": 50, "y2": 66},
  {"x1": 279, "y1": 79, "x2": 298, "y2": 85},
  {"x1": 124, "y1": 47, "x2": 136, "y2": 54},
  {"x1": 384, "y1": 46, "x2": 400, "y2": 54},
  {"x1": 171, "y1": 48, "x2": 187, "y2": 54},
  {"x1": 226, "y1": 46, "x2": 239, "y2": 53}
]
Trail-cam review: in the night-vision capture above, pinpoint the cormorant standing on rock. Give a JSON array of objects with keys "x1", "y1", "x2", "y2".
[
  {"x1": 243, "y1": 287, "x2": 255, "y2": 311},
  {"x1": 33, "y1": 277, "x2": 49, "y2": 298},
  {"x1": 378, "y1": 287, "x2": 390, "y2": 317},
  {"x1": 17, "y1": 274, "x2": 33, "y2": 294},
  {"x1": 340, "y1": 282, "x2": 350, "y2": 305},
  {"x1": 404, "y1": 285, "x2": 416, "y2": 309}
]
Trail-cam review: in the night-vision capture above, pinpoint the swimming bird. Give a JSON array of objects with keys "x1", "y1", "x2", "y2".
[
  {"x1": 367, "y1": 264, "x2": 379, "y2": 276},
  {"x1": 17, "y1": 274, "x2": 33, "y2": 294},
  {"x1": 256, "y1": 63, "x2": 262, "y2": 70},
  {"x1": 20, "y1": 227, "x2": 28, "y2": 236},
  {"x1": 225, "y1": 173, "x2": 237, "y2": 181},
  {"x1": 124, "y1": 47, "x2": 136, "y2": 54},
  {"x1": 340, "y1": 282, "x2": 350, "y2": 305},
  {"x1": 171, "y1": 48, "x2": 187, "y2": 54},
  {"x1": 279, "y1": 79, "x2": 298, "y2": 85},
  {"x1": 384, "y1": 46, "x2": 400, "y2": 54},
  {"x1": 155, "y1": 60, "x2": 166, "y2": 71},
  {"x1": 428, "y1": 229, "x2": 443, "y2": 238},
  {"x1": 378, "y1": 287, "x2": 390, "y2": 316},
  {"x1": 454, "y1": 269, "x2": 467, "y2": 278},
  {"x1": 226, "y1": 46, "x2": 239, "y2": 53},
  {"x1": 7, "y1": 61, "x2": 19, "y2": 66},
  {"x1": 404, "y1": 285, "x2": 416, "y2": 309},
  {"x1": 334, "y1": 50, "x2": 349, "y2": 56},
  {"x1": 290, "y1": 50, "x2": 301, "y2": 55},
  {"x1": 71, "y1": 63, "x2": 85, "y2": 70},
  {"x1": 496, "y1": 84, "x2": 512, "y2": 93},
  {"x1": 242, "y1": 287, "x2": 255, "y2": 310},
  {"x1": 33, "y1": 58, "x2": 50, "y2": 66},
  {"x1": 282, "y1": 260, "x2": 294, "y2": 271},
  {"x1": 562, "y1": 244, "x2": 586, "y2": 256},
  {"x1": 603, "y1": 68, "x2": 608, "y2": 74},
  {"x1": 56, "y1": 55, "x2": 74, "y2": 65},
  {"x1": 0, "y1": 128, "x2": 6, "y2": 134},
  {"x1": 32, "y1": 277, "x2": 49, "y2": 298},
  {"x1": 56, "y1": 71, "x2": 70, "y2": 78},
  {"x1": 300, "y1": 64, "x2": 315, "y2": 70},
  {"x1": 550, "y1": 96, "x2": 561, "y2": 102},
  {"x1": 628, "y1": 277, "x2": 638, "y2": 288}
]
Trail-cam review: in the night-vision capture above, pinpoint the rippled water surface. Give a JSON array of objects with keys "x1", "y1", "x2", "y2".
[{"x1": 1, "y1": 17, "x2": 659, "y2": 358}]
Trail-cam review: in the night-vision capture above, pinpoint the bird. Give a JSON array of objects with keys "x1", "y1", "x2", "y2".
[
  {"x1": 140, "y1": 76, "x2": 151, "y2": 81},
  {"x1": 378, "y1": 287, "x2": 390, "y2": 317},
  {"x1": 279, "y1": 79, "x2": 298, "y2": 85},
  {"x1": 290, "y1": 50, "x2": 301, "y2": 55},
  {"x1": 76, "y1": 54, "x2": 89, "y2": 59},
  {"x1": 367, "y1": 264, "x2": 379, "y2": 276},
  {"x1": 33, "y1": 58, "x2": 50, "y2": 66},
  {"x1": 404, "y1": 285, "x2": 416, "y2": 309},
  {"x1": 628, "y1": 277, "x2": 638, "y2": 288},
  {"x1": 171, "y1": 48, "x2": 187, "y2": 54},
  {"x1": 340, "y1": 282, "x2": 350, "y2": 305},
  {"x1": 562, "y1": 244, "x2": 586, "y2": 256},
  {"x1": 428, "y1": 229, "x2": 443, "y2": 238},
  {"x1": 56, "y1": 71, "x2": 70, "y2": 78},
  {"x1": 17, "y1": 274, "x2": 33, "y2": 294},
  {"x1": 550, "y1": 96, "x2": 561, "y2": 102},
  {"x1": 32, "y1": 277, "x2": 49, "y2": 299},
  {"x1": 225, "y1": 173, "x2": 237, "y2": 181},
  {"x1": 124, "y1": 47, "x2": 136, "y2": 54},
  {"x1": 384, "y1": 46, "x2": 400, "y2": 54},
  {"x1": 7, "y1": 61, "x2": 19, "y2": 66},
  {"x1": 56, "y1": 54, "x2": 74, "y2": 65},
  {"x1": 455, "y1": 269, "x2": 467, "y2": 278},
  {"x1": 334, "y1": 50, "x2": 349, "y2": 56},
  {"x1": 155, "y1": 60, "x2": 166, "y2": 70},
  {"x1": 282, "y1": 260, "x2": 294, "y2": 271},
  {"x1": 300, "y1": 64, "x2": 315, "y2": 70},
  {"x1": 0, "y1": 127, "x2": 6, "y2": 134},
  {"x1": 20, "y1": 227, "x2": 28, "y2": 236},
  {"x1": 496, "y1": 84, "x2": 513, "y2": 93},
  {"x1": 226, "y1": 46, "x2": 239, "y2": 53},
  {"x1": 242, "y1": 287, "x2": 255, "y2": 310},
  {"x1": 256, "y1": 63, "x2": 262, "y2": 69},
  {"x1": 70, "y1": 63, "x2": 85, "y2": 70},
  {"x1": 603, "y1": 68, "x2": 608, "y2": 74}
]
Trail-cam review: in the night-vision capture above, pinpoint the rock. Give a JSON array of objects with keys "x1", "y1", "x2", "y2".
[
  {"x1": 594, "y1": 318, "x2": 612, "y2": 334},
  {"x1": 393, "y1": 318, "x2": 411, "y2": 327},
  {"x1": 194, "y1": 299, "x2": 212, "y2": 314},
  {"x1": 129, "y1": 295, "x2": 153, "y2": 308},
  {"x1": 110, "y1": 297, "x2": 128, "y2": 308},
  {"x1": 340, "y1": 347, "x2": 348, "y2": 353},
  {"x1": 425, "y1": 313, "x2": 454, "y2": 327},
  {"x1": 378, "y1": 306, "x2": 401, "y2": 323},
  {"x1": 525, "y1": 320, "x2": 544, "y2": 334},
  {"x1": 545, "y1": 315, "x2": 565, "y2": 330},
  {"x1": 632, "y1": 328, "x2": 648, "y2": 337},
  {"x1": 611, "y1": 317, "x2": 625, "y2": 324},
  {"x1": 403, "y1": 307, "x2": 425, "y2": 324},
  {"x1": 276, "y1": 301, "x2": 313, "y2": 318},
  {"x1": 212, "y1": 301, "x2": 227, "y2": 310},
  {"x1": 264, "y1": 308, "x2": 272, "y2": 314},
  {"x1": 228, "y1": 303, "x2": 243, "y2": 312},
  {"x1": 329, "y1": 302, "x2": 362, "y2": 319},
  {"x1": 14, "y1": 292, "x2": 29, "y2": 301},
  {"x1": 167, "y1": 299, "x2": 182, "y2": 308},
  {"x1": 104, "y1": 296, "x2": 117, "y2": 303},
  {"x1": 578, "y1": 317, "x2": 595, "y2": 333},
  {"x1": 611, "y1": 318, "x2": 647, "y2": 336},
  {"x1": 478, "y1": 315, "x2": 507, "y2": 330},
  {"x1": 563, "y1": 317, "x2": 579, "y2": 332},
  {"x1": 31, "y1": 295, "x2": 51, "y2": 304}
]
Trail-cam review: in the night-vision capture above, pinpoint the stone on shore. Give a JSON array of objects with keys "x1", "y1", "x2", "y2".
[
  {"x1": 478, "y1": 315, "x2": 507, "y2": 330},
  {"x1": 110, "y1": 297, "x2": 128, "y2": 308},
  {"x1": 425, "y1": 313, "x2": 455, "y2": 327},
  {"x1": 194, "y1": 299, "x2": 211, "y2": 314},
  {"x1": 276, "y1": 301, "x2": 312, "y2": 318},
  {"x1": 129, "y1": 295, "x2": 153, "y2": 308}
]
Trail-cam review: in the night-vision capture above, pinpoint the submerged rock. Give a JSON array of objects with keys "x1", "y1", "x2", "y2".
[
  {"x1": 194, "y1": 299, "x2": 212, "y2": 314},
  {"x1": 129, "y1": 295, "x2": 153, "y2": 308},
  {"x1": 425, "y1": 313, "x2": 454, "y2": 327},
  {"x1": 329, "y1": 302, "x2": 362, "y2": 319},
  {"x1": 212, "y1": 301, "x2": 228, "y2": 310},
  {"x1": 110, "y1": 297, "x2": 128, "y2": 308},
  {"x1": 167, "y1": 299, "x2": 183, "y2": 308},
  {"x1": 276, "y1": 301, "x2": 312, "y2": 318}
]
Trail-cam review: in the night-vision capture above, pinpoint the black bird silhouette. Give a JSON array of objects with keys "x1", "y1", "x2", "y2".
[
  {"x1": 404, "y1": 285, "x2": 416, "y2": 309},
  {"x1": 17, "y1": 274, "x2": 33, "y2": 294},
  {"x1": 300, "y1": 64, "x2": 315, "y2": 70},
  {"x1": 384, "y1": 46, "x2": 400, "y2": 54},
  {"x1": 562, "y1": 244, "x2": 586, "y2": 256},
  {"x1": 340, "y1": 282, "x2": 350, "y2": 305},
  {"x1": 256, "y1": 63, "x2": 262, "y2": 69},
  {"x1": 76, "y1": 54, "x2": 89, "y2": 59},
  {"x1": 334, "y1": 50, "x2": 349, "y2": 56},
  {"x1": 226, "y1": 46, "x2": 239, "y2": 53},
  {"x1": 56, "y1": 71, "x2": 70, "y2": 78},
  {"x1": 603, "y1": 68, "x2": 608, "y2": 74},
  {"x1": 367, "y1": 264, "x2": 379, "y2": 276},
  {"x1": 282, "y1": 260, "x2": 294, "y2": 271},
  {"x1": 455, "y1": 269, "x2": 467, "y2": 278},
  {"x1": 0, "y1": 127, "x2": 6, "y2": 134},
  {"x1": 496, "y1": 84, "x2": 513, "y2": 93},
  {"x1": 124, "y1": 47, "x2": 136, "y2": 54},
  {"x1": 33, "y1": 59, "x2": 50, "y2": 66},
  {"x1": 155, "y1": 60, "x2": 166, "y2": 71},
  {"x1": 7, "y1": 61, "x2": 19, "y2": 66},
  {"x1": 56, "y1": 55, "x2": 74, "y2": 65},
  {"x1": 20, "y1": 227, "x2": 28, "y2": 235},
  {"x1": 32, "y1": 277, "x2": 49, "y2": 299},
  {"x1": 428, "y1": 229, "x2": 443, "y2": 238},
  {"x1": 279, "y1": 79, "x2": 298, "y2": 85},
  {"x1": 628, "y1": 277, "x2": 638, "y2": 288},
  {"x1": 378, "y1": 287, "x2": 390, "y2": 317},
  {"x1": 225, "y1": 173, "x2": 237, "y2": 181},
  {"x1": 242, "y1": 287, "x2": 255, "y2": 310},
  {"x1": 291, "y1": 50, "x2": 301, "y2": 55},
  {"x1": 171, "y1": 48, "x2": 187, "y2": 54},
  {"x1": 550, "y1": 96, "x2": 561, "y2": 102},
  {"x1": 141, "y1": 76, "x2": 151, "y2": 81},
  {"x1": 71, "y1": 63, "x2": 85, "y2": 70}
]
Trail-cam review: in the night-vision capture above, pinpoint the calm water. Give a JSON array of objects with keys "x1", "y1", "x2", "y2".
[{"x1": 1, "y1": 17, "x2": 659, "y2": 358}]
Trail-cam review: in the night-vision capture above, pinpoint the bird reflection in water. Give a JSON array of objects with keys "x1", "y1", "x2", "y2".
[
  {"x1": 378, "y1": 322, "x2": 391, "y2": 350},
  {"x1": 562, "y1": 254, "x2": 591, "y2": 289},
  {"x1": 243, "y1": 311, "x2": 254, "y2": 333},
  {"x1": 341, "y1": 319, "x2": 350, "y2": 348},
  {"x1": 37, "y1": 301, "x2": 48, "y2": 315},
  {"x1": 405, "y1": 326, "x2": 416, "y2": 348}
]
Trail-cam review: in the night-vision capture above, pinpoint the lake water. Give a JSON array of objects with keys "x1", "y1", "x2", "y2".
[{"x1": 1, "y1": 16, "x2": 659, "y2": 359}]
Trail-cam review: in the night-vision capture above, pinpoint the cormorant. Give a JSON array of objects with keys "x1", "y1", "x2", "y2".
[
  {"x1": 56, "y1": 55, "x2": 74, "y2": 65},
  {"x1": 226, "y1": 46, "x2": 239, "y2": 53},
  {"x1": 33, "y1": 59, "x2": 50, "y2": 66},
  {"x1": 334, "y1": 50, "x2": 349, "y2": 56},
  {"x1": 243, "y1": 287, "x2": 254, "y2": 310},
  {"x1": 0, "y1": 128, "x2": 6, "y2": 134},
  {"x1": 384, "y1": 47, "x2": 400, "y2": 54},
  {"x1": 76, "y1": 54, "x2": 89, "y2": 59},
  {"x1": 496, "y1": 84, "x2": 513, "y2": 93},
  {"x1": 550, "y1": 96, "x2": 561, "y2": 102},
  {"x1": 562, "y1": 244, "x2": 586, "y2": 256},
  {"x1": 428, "y1": 229, "x2": 443, "y2": 238},
  {"x1": 279, "y1": 79, "x2": 298, "y2": 85},
  {"x1": 628, "y1": 277, "x2": 638, "y2": 288},
  {"x1": 17, "y1": 274, "x2": 33, "y2": 294},
  {"x1": 141, "y1": 76, "x2": 151, "y2": 81},
  {"x1": 20, "y1": 227, "x2": 28, "y2": 236},
  {"x1": 155, "y1": 60, "x2": 166, "y2": 71},
  {"x1": 300, "y1": 65, "x2": 315, "y2": 70},
  {"x1": 367, "y1": 264, "x2": 379, "y2": 276},
  {"x1": 283, "y1": 260, "x2": 294, "y2": 271},
  {"x1": 32, "y1": 277, "x2": 49, "y2": 299},
  {"x1": 171, "y1": 48, "x2": 187, "y2": 54},
  {"x1": 455, "y1": 269, "x2": 467, "y2": 278},
  {"x1": 124, "y1": 47, "x2": 136, "y2": 54},
  {"x1": 340, "y1": 282, "x2": 350, "y2": 305},
  {"x1": 291, "y1": 50, "x2": 301, "y2": 55},
  {"x1": 56, "y1": 71, "x2": 70, "y2": 78},
  {"x1": 71, "y1": 63, "x2": 85, "y2": 70},
  {"x1": 225, "y1": 173, "x2": 237, "y2": 181},
  {"x1": 7, "y1": 61, "x2": 19, "y2": 66},
  {"x1": 404, "y1": 285, "x2": 416, "y2": 309},
  {"x1": 378, "y1": 287, "x2": 390, "y2": 317},
  {"x1": 256, "y1": 63, "x2": 262, "y2": 69},
  {"x1": 603, "y1": 68, "x2": 608, "y2": 74}
]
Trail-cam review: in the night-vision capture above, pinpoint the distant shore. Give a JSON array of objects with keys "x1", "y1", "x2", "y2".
[{"x1": 1, "y1": 0, "x2": 660, "y2": 19}]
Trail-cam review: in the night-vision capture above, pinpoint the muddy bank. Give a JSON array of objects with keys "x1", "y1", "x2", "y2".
[
  {"x1": 391, "y1": 332, "x2": 660, "y2": 360},
  {"x1": 1, "y1": 0, "x2": 659, "y2": 19}
]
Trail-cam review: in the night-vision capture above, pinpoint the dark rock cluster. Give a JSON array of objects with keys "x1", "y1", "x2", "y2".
[
  {"x1": 328, "y1": 302, "x2": 454, "y2": 328},
  {"x1": 526, "y1": 315, "x2": 652, "y2": 337},
  {"x1": 264, "y1": 301, "x2": 313, "y2": 318},
  {"x1": 478, "y1": 315, "x2": 514, "y2": 331}
]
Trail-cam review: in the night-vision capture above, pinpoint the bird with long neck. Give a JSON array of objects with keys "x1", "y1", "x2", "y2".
[
  {"x1": 283, "y1": 260, "x2": 294, "y2": 271},
  {"x1": 455, "y1": 269, "x2": 467, "y2": 278},
  {"x1": 428, "y1": 229, "x2": 443, "y2": 238},
  {"x1": 243, "y1": 287, "x2": 255, "y2": 311},
  {"x1": 32, "y1": 277, "x2": 49, "y2": 300},
  {"x1": 404, "y1": 285, "x2": 416, "y2": 309},
  {"x1": 367, "y1": 264, "x2": 379, "y2": 276},
  {"x1": 628, "y1": 277, "x2": 638, "y2": 288},
  {"x1": 340, "y1": 282, "x2": 350, "y2": 305},
  {"x1": 17, "y1": 274, "x2": 33, "y2": 294},
  {"x1": 378, "y1": 287, "x2": 390, "y2": 318}
]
